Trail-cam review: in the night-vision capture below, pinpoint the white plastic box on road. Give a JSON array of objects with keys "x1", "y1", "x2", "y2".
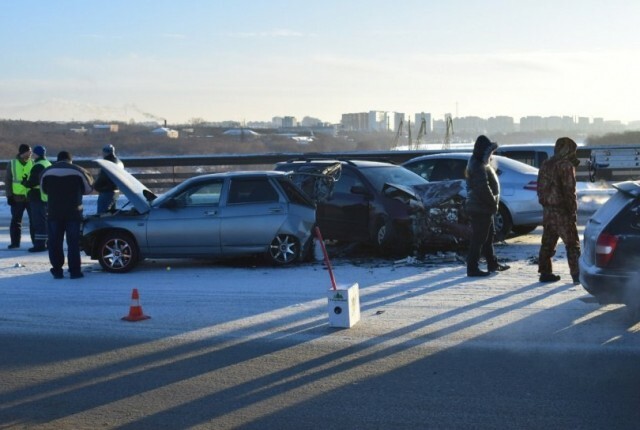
[{"x1": 327, "y1": 283, "x2": 360, "y2": 328}]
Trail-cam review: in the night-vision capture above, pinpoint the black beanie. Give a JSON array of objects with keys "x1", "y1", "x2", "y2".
[
  {"x1": 57, "y1": 151, "x2": 72, "y2": 162},
  {"x1": 18, "y1": 144, "x2": 31, "y2": 155}
]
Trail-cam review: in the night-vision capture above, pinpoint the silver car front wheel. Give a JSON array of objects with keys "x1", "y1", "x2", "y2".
[{"x1": 98, "y1": 232, "x2": 139, "y2": 273}]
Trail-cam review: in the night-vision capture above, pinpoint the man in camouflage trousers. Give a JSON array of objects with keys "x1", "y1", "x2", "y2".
[{"x1": 537, "y1": 137, "x2": 581, "y2": 284}]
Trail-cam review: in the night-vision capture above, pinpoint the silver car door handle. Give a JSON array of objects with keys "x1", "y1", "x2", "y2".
[
  {"x1": 204, "y1": 210, "x2": 218, "y2": 216},
  {"x1": 269, "y1": 207, "x2": 283, "y2": 213}
]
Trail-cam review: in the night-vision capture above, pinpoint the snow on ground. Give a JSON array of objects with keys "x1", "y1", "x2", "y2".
[{"x1": 1, "y1": 184, "x2": 638, "y2": 352}]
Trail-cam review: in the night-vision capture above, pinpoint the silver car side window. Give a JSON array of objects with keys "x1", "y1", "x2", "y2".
[
  {"x1": 182, "y1": 180, "x2": 223, "y2": 206},
  {"x1": 228, "y1": 178, "x2": 280, "y2": 204}
]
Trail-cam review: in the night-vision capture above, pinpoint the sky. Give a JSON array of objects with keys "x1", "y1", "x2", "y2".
[{"x1": 2, "y1": 0, "x2": 640, "y2": 124}]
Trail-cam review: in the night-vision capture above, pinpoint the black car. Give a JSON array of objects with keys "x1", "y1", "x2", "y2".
[
  {"x1": 579, "y1": 181, "x2": 640, "y2": 313},
  {"x1": 275, "y1": 159, "x2": 470, "y2": 255}
]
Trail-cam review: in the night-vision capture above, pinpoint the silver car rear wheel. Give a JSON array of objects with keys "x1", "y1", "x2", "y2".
[
  {"x1": 268, "y1": 234, "x2": 300, "y2": 265},
  {"x1": 494, "y1": 204, "x2": 513, "y2": 241}
]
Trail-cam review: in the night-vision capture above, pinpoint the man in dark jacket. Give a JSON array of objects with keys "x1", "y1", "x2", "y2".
[
  {"x1": 94, "y1": 144, "x2": 124, "y2": 214},
  {"x1": 537, "y1": 137, "x2": 581, "y2": 284},
  {"x1": 23, "y1": 145, "x2": 52, "y2": 252},
  {"x1": 465, "y1": 135, "x2": 510, "y2": 277},
  {"x1": 40, "y1": 151, "x2": 94, "y2": 279}
]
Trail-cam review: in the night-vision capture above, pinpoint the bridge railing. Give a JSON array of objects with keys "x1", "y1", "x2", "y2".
[{"x1": 1, "y1": 147, "x2": 638, "y2": 195}]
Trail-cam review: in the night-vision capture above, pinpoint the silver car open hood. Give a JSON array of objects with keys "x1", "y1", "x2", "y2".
[{"x1": 94, "y1": 159, "x2": 156, "y2": 214}]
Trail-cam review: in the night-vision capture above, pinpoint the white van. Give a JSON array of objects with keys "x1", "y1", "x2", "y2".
[{"x1": 495, "y1": 143, "x2": 594, "y2": 181}]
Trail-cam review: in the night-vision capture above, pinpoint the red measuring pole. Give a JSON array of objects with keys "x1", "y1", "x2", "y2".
[{"x1": 314, "y1": 226, "x2": 338, "y2": 290}]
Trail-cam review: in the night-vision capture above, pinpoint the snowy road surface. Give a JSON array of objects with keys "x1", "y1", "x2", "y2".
[{"x1": 1, "y1": 190, "x2": 639, "y2": 429}]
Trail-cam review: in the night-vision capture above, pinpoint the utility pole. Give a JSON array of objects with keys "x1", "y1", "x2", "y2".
[
  {"x1": 443, "y1": 114, "x2": 454, "y2": 150},
  {"x1": 415, "y1": 117, "x2": 427, "y2": 150},
  {"x1": 392, "y1": 119, "x2": 403, "y2": 148}
]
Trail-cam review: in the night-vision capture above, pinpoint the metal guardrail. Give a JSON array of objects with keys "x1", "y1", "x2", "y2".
[
  {"x1": 1, "y1": 147, "x2": 639, "y2": 194},
  {"x1": 1, "y1": 150, "x2": 439, "y2": 194}
]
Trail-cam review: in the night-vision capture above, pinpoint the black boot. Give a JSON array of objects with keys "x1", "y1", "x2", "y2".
[
  {"x1": 488, "y1": 262, "x2": 510, "y2": 272},
  {"x1": 468, "y1": 268, "x2": 490, "y2": 277},
  {"x1": 539, "y1": 273, "x2": 561, "y2": 283}
]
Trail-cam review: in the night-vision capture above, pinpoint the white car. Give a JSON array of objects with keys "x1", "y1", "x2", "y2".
[{"x1": 402, "y1": 153, "x2": 542, "y2": 239}]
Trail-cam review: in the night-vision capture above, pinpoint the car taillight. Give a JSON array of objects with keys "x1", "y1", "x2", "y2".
[
  {"x1": 523, "y1": 181, "x2": 538, "y2": 191},
  {"x1": 595, "y1": 233, "x2": 619, "y2": 267}
]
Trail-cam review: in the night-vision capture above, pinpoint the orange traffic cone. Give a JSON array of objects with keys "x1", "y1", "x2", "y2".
[{"x1": 122, "y1": 288, "x2": 151, "y2": 322}]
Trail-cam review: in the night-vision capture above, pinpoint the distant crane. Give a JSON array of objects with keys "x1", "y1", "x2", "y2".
[
  {"x1": 414, "y1": 118, "x2": 427, "y2": 149},
  {"x1": 392, "y1": 119, "x2": 404, "y2": 148},
  {"x1": 443, "y1": 115, "x2": 454, "y2": 150}
]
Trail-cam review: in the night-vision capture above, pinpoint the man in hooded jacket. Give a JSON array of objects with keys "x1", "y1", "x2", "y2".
[
  {"x1": 537, "y1": 137, "x2": 581, "y2": 284},
  {"x1": 465, "y1": 135, "x2": 510, "y2": 277}
]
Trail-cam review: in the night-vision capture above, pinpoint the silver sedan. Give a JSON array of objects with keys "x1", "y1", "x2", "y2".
[
  {"x1": 402, "y1": 153, "x2": 542, "y2": 239},
  {"x1": 81, "y1": 160, "x2": 316, "y2": 273}
]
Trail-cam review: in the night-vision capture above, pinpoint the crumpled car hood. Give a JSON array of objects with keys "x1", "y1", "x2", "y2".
[
  {"x1": 383, "y1": 180, "x2": 465, "y2": 206},
  {"x1": 384, "y1": 180, "x2": 470, "y2": 250}
]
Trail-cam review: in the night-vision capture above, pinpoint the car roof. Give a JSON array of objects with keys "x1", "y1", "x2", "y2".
[
  {"x1": 276, "y1": 159, "x2": 396, "y2": 168},
  {"x1": 402, "y1": 152, "x2": 539, "y2": 173},
  {"x1": 97, "y1": 160, "x2": 289, "y2": 214},
  {"x1": 496, "y1": 143, "x2": 556, "y2": 149},
  {"x1": 613, "y1": 180, "x2": 640, "y2": 197},
  {"x1": 192, "y1": 170, "x2": 287, "y2": 178},
  {"x1": 495, "y1": 143, "x2": 584, "y2": 151}
]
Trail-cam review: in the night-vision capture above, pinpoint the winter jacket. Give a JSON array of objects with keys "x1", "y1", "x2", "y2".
[
  {"x1": 465, "y1": 135, "x2": 500, "y2": 215},
  {"x1": 24, "y1": 157, "x2": 52, "y2": 202},
  {"x1": 41, "y1": 160, "x2": 94, "y2": 221},
  {"x1": 5, "y1": 156, "x2": 33, "y2": 201},
  {"x1": 537, "y1": 137, "x2": 578, "y2": 215}
]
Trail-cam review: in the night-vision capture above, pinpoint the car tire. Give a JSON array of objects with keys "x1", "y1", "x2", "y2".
[
  {"x1": 511, "y1": 224, "x2": 538, "y2": 235},
  {"x1": 494, "y1": 204, "x2": 513, "y2": 241},
  {"x1": 98, "y1": 231, "x2": 139, "y2": 273},
  {"x1": 373, "y1": 219, "x2": 392, "y2": 254},
  {"x1": 267, "y1": 234, "x2": 300, "y2": 265},
  {"x1": 373, "y1": 219, "x2": 407, "y2": 256}
]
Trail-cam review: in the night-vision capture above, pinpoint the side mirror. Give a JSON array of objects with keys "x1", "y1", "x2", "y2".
[{"x1": 162, "y1": 198, "x2": 180, "y2": 209}]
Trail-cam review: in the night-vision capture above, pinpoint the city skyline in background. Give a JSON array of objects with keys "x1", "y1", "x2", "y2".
[
  {"x1": 2, "y1": 1, "x2": 640, "y2": 125},
  {"x1": 1, "y1": 99, "x2": 636, "y2": 135}
]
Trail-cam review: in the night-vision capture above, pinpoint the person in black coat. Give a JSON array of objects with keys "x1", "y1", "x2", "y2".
[
  {"x1": 465, "y1": 135, "x2": 510, "y2": 277},
  {"x1": 40, "y1": 151, "x2": 94, "y2": 279},
  {"x1": 94, "y1": 144, "x2": 124, "y2": 214}
]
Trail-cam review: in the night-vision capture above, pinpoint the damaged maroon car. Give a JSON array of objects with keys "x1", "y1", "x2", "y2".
[{"x1": 275, "y1": 159, "x2": 470, "y2": 255}]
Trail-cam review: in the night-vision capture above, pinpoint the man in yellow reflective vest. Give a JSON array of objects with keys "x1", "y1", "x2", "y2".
[
  {"x1": 5, "y1": 144, "x2": 34, "y2": 249},
  {"x1": 24, "y1": 145, "x2": 52, "y2": 252}
]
